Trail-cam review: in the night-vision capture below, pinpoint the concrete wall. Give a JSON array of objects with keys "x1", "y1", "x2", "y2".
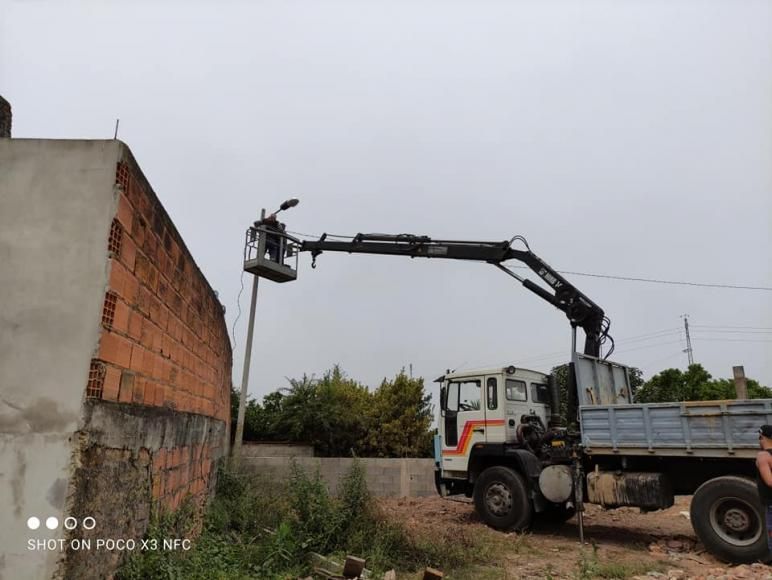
[
  {"x1": 0, "y1": 139, "x2": 233, "y2": 580},
  {"x1": 241, "y1": 457, "x2": 437, "y2": 498},
  {"x1": 241, "y1": 442, "x2": 314, "y2": 457},
  {"x1": 0, "y1": 139, "x2": 123, "y2": 580}
]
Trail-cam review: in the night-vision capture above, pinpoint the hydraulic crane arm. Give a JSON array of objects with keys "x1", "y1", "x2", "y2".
[{"x1": 299, "y1": 233, "x2": 612, "y2": 358}]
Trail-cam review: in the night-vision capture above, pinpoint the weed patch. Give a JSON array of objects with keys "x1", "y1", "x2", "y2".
[{"x1": 117, "y1": 460, "x2": 496, "y2": 578}]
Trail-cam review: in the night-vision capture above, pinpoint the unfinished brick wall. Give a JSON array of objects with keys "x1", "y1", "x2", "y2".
[{"x1": 86, "y1": 151, "x2": 232, "y2": 511}]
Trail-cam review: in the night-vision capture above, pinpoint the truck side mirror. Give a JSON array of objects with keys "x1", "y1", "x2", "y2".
[{"x1": 439, "y1": 385, "x2": 447, "y2": 415}]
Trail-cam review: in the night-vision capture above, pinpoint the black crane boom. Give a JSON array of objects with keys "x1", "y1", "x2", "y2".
[{"x1": 299, "y1": 233, "x2": 611, "y2": 358}]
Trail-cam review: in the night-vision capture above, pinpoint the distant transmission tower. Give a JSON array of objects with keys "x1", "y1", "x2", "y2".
[{"x1": 681, "y1": 314, "x2": 694, "y2": 365}]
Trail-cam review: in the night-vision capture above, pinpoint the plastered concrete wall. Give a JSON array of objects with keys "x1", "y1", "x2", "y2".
[
  {"x1": 0, "y1": 139, "x2": 233, "y2": 580},
  {"x1": 242, "y1": 457, "x2": 437, "y2": 498},
  {"x1": 0, "y1": 139, "x2": 122, "y2": 580}
]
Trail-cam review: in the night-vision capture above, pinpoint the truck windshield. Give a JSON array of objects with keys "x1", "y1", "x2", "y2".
[{"x1": 445, "y1": 380, "x2": 481, "y2": 411}]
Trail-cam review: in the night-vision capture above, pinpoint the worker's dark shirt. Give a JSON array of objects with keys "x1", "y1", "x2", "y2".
[{"x1": 757, "y1": 449, "x2": 772, "y2": 505}]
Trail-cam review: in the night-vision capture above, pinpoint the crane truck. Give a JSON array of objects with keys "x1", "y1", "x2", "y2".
[{"x1": 246, "y1": 224, "x2": 772, "y2": 564}]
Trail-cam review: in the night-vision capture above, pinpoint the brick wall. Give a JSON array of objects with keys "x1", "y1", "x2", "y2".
[{"x1": 86, "y1": 150, "x2": 232, "y2": 511}]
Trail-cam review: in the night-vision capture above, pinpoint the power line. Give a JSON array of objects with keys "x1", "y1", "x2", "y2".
[
  {"x1": 553, "y1": 269, "x2": 772, "y2": 291},
  {"x1": 639, "y1": 350, "x2": 685, "y2": 369},
  {"x1": 613, "y1": 329, "x2": 682, "y2": 346},
  {"x1": 505, "y1": 327, "x2": 682, "y2": 367},
  {"x1": 691, "y1": 337, "x2": 772, "y2": 343},
  {"x1": 692, "y1": 325, "x2": 772, "y2": 331},
  {"x1": 613, "y1": 339, "x2": 685, "y2": 355},
  {"x1": 286, "y1": 230, "x2": 772, "y2": 291},
  {"x1": 692, "y1": 329, "x2": 772, "y2": 335},
  {"x1": 614, "y1": 327, "x2": 681, "y2": 342}
]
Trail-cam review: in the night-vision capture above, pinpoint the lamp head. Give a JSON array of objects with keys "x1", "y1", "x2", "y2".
[{"x1": 279, "y1": 198, "x2": 299, "y2": 211}]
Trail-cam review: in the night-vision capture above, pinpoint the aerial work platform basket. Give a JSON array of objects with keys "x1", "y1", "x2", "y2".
[{"x1": 243, "y1": 225, "x2": 300, "y2": 283}]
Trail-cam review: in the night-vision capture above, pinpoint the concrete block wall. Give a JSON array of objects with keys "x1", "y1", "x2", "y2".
[
  {"x1": 241, "y1": 442, "x2": 314, "y2": 457},
  {"x1": 241, "y1": 456, "x2": 437, "y2": 498}
]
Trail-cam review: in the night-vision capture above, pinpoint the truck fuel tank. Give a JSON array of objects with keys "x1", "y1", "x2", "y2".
[
  {"x1": 538, "y1": 465, "x2": 574, "y2": 503},
  {"x1": 587, "y1": 471, "x2": 674, "y2": 510}
]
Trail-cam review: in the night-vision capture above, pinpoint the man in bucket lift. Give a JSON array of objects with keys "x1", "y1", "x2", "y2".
[
  {"x1": 260, "y1": 213, "x2": 285, "y2": 263},
  {"x1": 254, "y1": 198, "x2": 298, "y2": 264}
]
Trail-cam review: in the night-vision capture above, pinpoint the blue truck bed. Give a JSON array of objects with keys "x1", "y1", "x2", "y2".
[{"x1": 579, "y1": 400, "x2": 772, "y2": 458}]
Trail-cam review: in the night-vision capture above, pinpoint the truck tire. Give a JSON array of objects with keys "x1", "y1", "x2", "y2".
[
  {"x1": 690, "y1": 476, "x2": 767, "y2": 564},
  {"x1": 473, "y1": 466, "x2": 533, "y2": 531}
]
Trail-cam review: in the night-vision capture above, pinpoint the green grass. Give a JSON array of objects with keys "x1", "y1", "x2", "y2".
[
  {"x1": 572, "y1": 544, "x2": 665, "y2": 580},
  {"x1": 117, "y1": 461, "x2": 499, "y2": 579}
]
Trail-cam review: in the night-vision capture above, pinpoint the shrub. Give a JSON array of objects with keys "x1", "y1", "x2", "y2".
[{"x1": 118, "y1": 461, "x2": 494, "y2": 579}]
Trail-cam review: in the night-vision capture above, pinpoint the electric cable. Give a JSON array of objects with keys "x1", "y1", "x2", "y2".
[
  {"x1": 288, "y1": 230, "x2": 771, "y2": 290},
  {"x1": 231, "y1": 267, "x2": 246, "y2": 350},
  {"x1": 692, "y1": 325, "x2": 772, "y2": 331},
  {"x1": 690, "y1": 337, "x2": 772, "y2": 343}
]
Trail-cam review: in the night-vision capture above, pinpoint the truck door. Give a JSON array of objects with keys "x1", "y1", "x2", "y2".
[{"x1": 441, "y1": 377, "x2": 488, "y2": 473}]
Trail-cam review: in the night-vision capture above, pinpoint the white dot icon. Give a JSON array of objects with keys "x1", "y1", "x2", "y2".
[
  {"x1": 27, "y1": 517, "x2": 40, "y2": 530},
  {"x1": 45, "y1": 517, "x2": 59, "y2": 530}
]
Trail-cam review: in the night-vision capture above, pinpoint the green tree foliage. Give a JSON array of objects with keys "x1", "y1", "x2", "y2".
[
  {"x1": 231, "y1": 366, "x2": 434, "y2": 458},
  {"x1": 549, "y1": 361, "x2": 769, "y2": 411},
  {"x1": 364, "y1": 371, "x2": 434, "y2": 458},
  {"x1": 229, "y1": 387, "x2": 273, "y2": 442},
  {"x1": 273, "y1": 367, "x2": 372, "y2": 456},
  {"x1": 636, "y1": 363, "x2": 771, "y2": 403}
]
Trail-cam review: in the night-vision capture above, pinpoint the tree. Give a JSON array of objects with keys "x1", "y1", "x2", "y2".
[
  {"x1": 270, "y1": 366, "x2": 371, "y2": 456},
  {"x1": 230, "y1": 387, "x2": 274, "y2": 442},
  {"x1": 636, "y1": 364, "x2": 772, "y2": 403},
  {"x1": 364, "y1": 371, "x2": 433, "y2": 458},
  {"x1": 232, "y1": 365, "x2": 436, "y2": 457}
]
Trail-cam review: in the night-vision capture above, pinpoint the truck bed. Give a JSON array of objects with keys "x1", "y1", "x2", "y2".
[{"x1": 580, "y1": 399, "x2": 772, "y2": 458}]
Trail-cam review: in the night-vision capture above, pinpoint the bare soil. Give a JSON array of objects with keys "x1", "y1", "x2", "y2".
[{"x1": 378, "y1": 496, "x2": 772, "y2": 580}]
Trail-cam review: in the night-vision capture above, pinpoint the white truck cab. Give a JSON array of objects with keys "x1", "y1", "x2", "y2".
[{"x1": 437, "y1": 365, "x2": 551, "y2": 477}]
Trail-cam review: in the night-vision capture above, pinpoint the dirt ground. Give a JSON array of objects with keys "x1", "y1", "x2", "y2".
[{"x1": 378, "y1": 496, "x2": 772, "y2": 580}]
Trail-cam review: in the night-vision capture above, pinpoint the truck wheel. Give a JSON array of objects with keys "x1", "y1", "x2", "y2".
[
  {"x1": 474, "y1": 466, "x2": 533, "y2": 531},
  {"x1": 690, "y1": 476, "x2": 767, "y2": 563}
]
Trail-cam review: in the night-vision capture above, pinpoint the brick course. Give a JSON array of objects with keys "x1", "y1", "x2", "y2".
[{"x1": 91, "y1": 155, "x2": 232, "y2": 511}]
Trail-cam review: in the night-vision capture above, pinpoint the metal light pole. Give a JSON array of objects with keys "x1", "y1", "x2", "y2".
[{"x1": 232, "y1": 201, "x2": 299, "y2": 467}]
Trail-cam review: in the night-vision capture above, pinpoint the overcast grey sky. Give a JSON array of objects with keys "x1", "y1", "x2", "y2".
[{"x1": 3, "y1": 0, "x2": 771, "y2": 403}]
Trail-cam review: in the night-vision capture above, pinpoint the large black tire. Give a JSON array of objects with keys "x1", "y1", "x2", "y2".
[
  {"x1": 473, "y1": 466, "x2": 533, "y2": 531},
  {"x1": 690, "y1": 476, "x2": 768, "y2": 564}
]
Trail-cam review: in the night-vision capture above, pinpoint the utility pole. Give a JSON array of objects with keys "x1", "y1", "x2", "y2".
[
  {"x1": 232, "y1": 200, "x2": 300, "y2": 467},
  {"x1": 681, "y1": 314, "x2": 694, "y2": 366},
  {"x1": 232, "y1": 272, "x2": 259, "y2": 467}
]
